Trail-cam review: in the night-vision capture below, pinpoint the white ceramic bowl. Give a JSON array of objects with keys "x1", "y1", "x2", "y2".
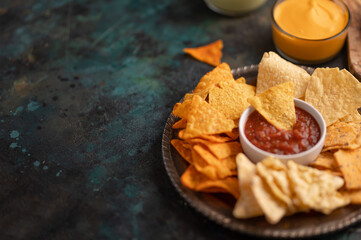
[{"x1": 239, "y1": 98, "x2": 326, "y2": 165}]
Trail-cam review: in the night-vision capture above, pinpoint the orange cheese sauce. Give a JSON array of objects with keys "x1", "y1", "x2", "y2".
[
  {"x1": 271, "y1": 0, "x2": 350, "y2": 63},
  {"x1": 274, "y1": 0, "x2": 348, "y2": 40}
]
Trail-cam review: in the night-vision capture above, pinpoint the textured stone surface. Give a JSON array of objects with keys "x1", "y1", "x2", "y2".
[{"x1": 0, "y1": 0, "x2": 356, "y2": 239}]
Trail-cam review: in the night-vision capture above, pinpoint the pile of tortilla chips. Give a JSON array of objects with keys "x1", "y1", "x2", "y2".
[
  {"x1": 171, "y1": 51, "x2": 361, "y2": 224},
  {"x1": 233, "y1": 154, "x2": 349, "y2": 224},
  {"x1": 171, "y1": 62, "x2": 256, "y2": 199}
]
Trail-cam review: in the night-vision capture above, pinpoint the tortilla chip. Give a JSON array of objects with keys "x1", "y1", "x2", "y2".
[
  {"x1": 257, "y1": 157, "x2": 295, "y2": 211},
  {"x1": 206, "y1": 141, "x2": 242, "y2": 159},
  {"x1": 235, "y1": 77, "x2": 246, "y2": 84},
  {"x1": 309, "y1": 151, "x2": 339, "y2": 171},
  {"x1": 305, "y1": 68, "x2": 361, "y2": 126},
  {"x1": 287, "y1": 160, "x2": 349, "y2": 214},
  {"x1": 189, "y1": 134, "x2": 233, "y2": 143},
  {"x1": 193, "y1": 62, "x2": 234, "y2": 94},
  {"x1": 252, "y1": 175, "x2": 287, "y2": 224},
  {"x1": 225, "y1": 128, "x2": 239, "y2": 140},
  {"x1": 184, "y1": 40, "x2": 223, "y2": 67},
  {"x1": 233, "y1": 153, "x2": 264, "y2": 218},
  {"x1": 182, "y1": 95, "x2": 235, "y2": 139},
  {"x1": 171, "y1": 139, "x2": 193, "y2": 164},
  {"x1": 256, "y1": 51, "x2": 310, "y2": 99},
  {"x1": 191, "y1": 146, "x2": 218, "y2": 180},
  {"x1": 172, "y1": 100, "x2": 192, "y2": 119},
  {"x1": 209, "y1": 81, "x2": 256, "y2": 120},
  {"x1": 341, "y1": 190, "x2": 361, "y2": 204},
  {"x1": 338, "y1": 109, "x2": 361, "y2": 123},
  {"x1": 334, "y1": 148, "x2": 361, "y2": 190},
  {"x1": 248, "y1": 81, "x2": 296, "y2": 130},
  {"x1": 172, "y1": 118, "x2": 187, "y2": 129},
  {"x1": 323, "y1": 122, "x2": 357, "y2": 151},
  {"x1": 193, "y1": 144, "x2": 233, "y2": 179},
  {"x1": 181, "y1": 165, "x2": 240, "y2": 198}
]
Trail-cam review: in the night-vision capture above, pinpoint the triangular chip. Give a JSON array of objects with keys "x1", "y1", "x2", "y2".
[
  {"x1": 181, "y1": 165, "x2": 240, "y2": 198},
  {"x1": 172, "y1": 118, "x2": 187, "y2": 129},
  {"x1": 193, "y1": 144, "x2": 233, "y2": 179},
  {"x1": 233, "y1": 153, "x2": 263, "y2": 219},
  {"x1": 193, "y1": 62, "x2": 234, "y2": 94},
  {"x1": 309, "y1": 151, "x2": 339, "y2": 172},
  {"x1": 182, "y1": 95, "x2": 235, "y2": 139},
  {"x1": 287, "y1": 160, "x2": 349, "y2": 214},
  {"x1": 257, "y1": 157, "x2": 295, "y2": 211},
  {"x1": 206, "y1": 141, "x2": 242, "y2": 159},
  {"x1": 251, "y1": 175, "x2": 287, "y2": 224},
  {"x1": 248, "y1": 81, "x2": 296, "y2": 130},
  {"x1": 305, "y1": 68, "x2": 361, "y2": 126},
  {"x1": 184, "y1": 40, "x2": 223, "y2": 66},
  {"x1": 172, "y1": 99, "x2": 192, "y2": 119},
  {"x1": 171, "y1": 139, "x2": 193, "y2": 164},
  {"x1": 256, "y1": 51, "x2": 310, "y2": 98},
  {"x1": 209, "y1": 81, "x2": 256, "y2": 120},
  {"x1": 338, "y1": 109, "x2": 361, "y2": 123},
  {"x1": 323, "y1": 122, "x2": 357, "y2": 151},
  {"x1": 334, "y1": 148, "x2": 361, "y2": 190}
]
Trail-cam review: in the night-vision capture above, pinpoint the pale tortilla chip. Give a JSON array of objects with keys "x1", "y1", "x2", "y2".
[
  {"x1": 305, "y1": 68, "x2": 361, "y2": 126},
  {"x1": 256, "y1": 51, "x2": 310, "y2": 98},
  {"x1": 233, "y1": 153, "x2": 264, "y2": 219},
  {"x1": 257, "y1": 157, "x2": 295, "y2": 211},
  {"x1": 251, "y1": 175, "x2": 287, "y2": 224},
  {"x1": 287, "y1": 161, "x2": 349, "y2": 214}
]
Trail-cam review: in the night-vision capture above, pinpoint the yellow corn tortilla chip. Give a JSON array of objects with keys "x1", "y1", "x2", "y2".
[
  {"x1": 187, "y1": 134, "x2": 233, "y2": 143},
  {"x1": 171, "y1": 139, "x2": 193, "y2": 164},
  {"x1": 172, "y1": 118, "x2": 187, "y2": 129},
  {"x1": 233, "y1": 153, "x2": 264, "y2": 219},
  {"x1": 225, "y1": 128, "x2": 239, "y2": 140},
  {"x1": 334, "y1": 148, "x2": 361, "y2": 190},
  {"x1": 305, "y1": 67, "x2": 361, "y2": 126},
  {"x1": 341, "y1": 189, "x2": 361, "y2": 204},
  {"x1": 191, "y1": 145, "x2": 218, "y2": 180},
  {"x1": 172, "y1": 99, "x2": 192, "y2": 119},
  {"x1": 184, "y1": 40, "x2": 223, "y2": 67},
  {"x1": 209, "y1": 81, "x2": 256, "y2": 120},
  {"x1": 309, "y1": 151, "x2": 339, "y2": 171},
  {"x1": 323, "y1": 122, "x2": 357, "y2": 151},
  {"x1": 338, "y1": 109, "x2": 361, "y2": 123},
  {"x1": 181, "y1": 165, "x2": 240, "y2": 198},
  {"x1": 248, "y1": 81, "x2": 296, "y2": 130},
  {"x1": 206, "y1": 141, "x2": 242, "y2": 159},
  {"x1": 193, "y1": 62, "x2": 234, "y2": 94},
  {"x1": 193, "y1": 144, "x2": 233, "y2": 179},
  {"x1": 182, "y1": 95, "x2": 235, "y2": 139},
  {"x1": 235, "y1": 77, "x2": 246, "y2": 84},
  {"x1": 256, "y1": 51, "x2": 310, "y2": 99}
]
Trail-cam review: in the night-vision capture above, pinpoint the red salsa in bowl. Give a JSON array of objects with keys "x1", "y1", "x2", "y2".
[{"x1": 245, "y1": 107, "x2": 320, "y2": 155}]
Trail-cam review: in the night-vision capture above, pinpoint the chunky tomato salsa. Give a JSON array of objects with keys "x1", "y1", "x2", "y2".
[{"x1": 245, "y1": 107, "x2": 320, "y2": 155}]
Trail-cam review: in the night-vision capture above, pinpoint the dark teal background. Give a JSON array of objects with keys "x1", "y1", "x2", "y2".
[{"x1": 0, "y1": 0, "x2": 357, "y2": 239}]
